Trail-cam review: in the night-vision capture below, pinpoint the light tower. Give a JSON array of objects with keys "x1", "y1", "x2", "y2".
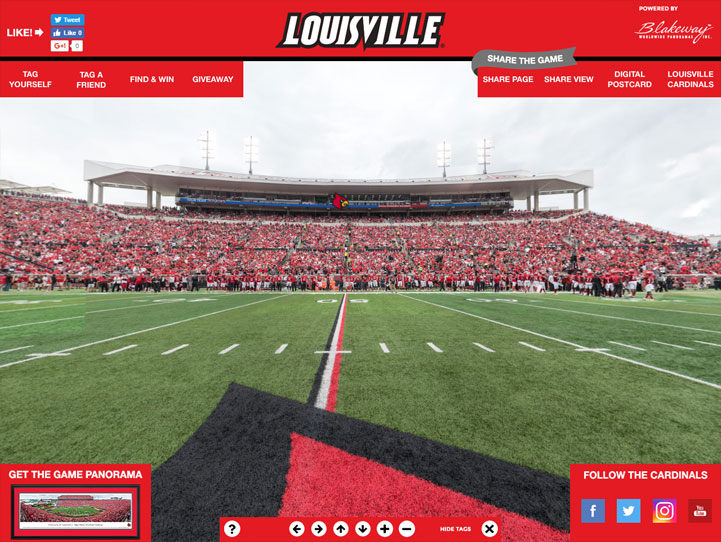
[
  {"x1": 198, "y1": 130, "x2": 216, "y2": 171},
  {"x1": 478, "y1": 138, "x2": 494, "y2": 175},
  {"x1": 436, "y1": 141, "x2": 452, "y2": 178},
  {"x1": 244, "y1": 136, "x2": 260, "y2": 175}
]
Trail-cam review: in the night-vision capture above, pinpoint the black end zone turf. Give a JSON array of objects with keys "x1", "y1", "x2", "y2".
[{"x1": 152, "y1": 383, "x2": 569, "y2": 541}]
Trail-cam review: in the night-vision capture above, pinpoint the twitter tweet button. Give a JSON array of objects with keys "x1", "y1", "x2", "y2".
[
  {"x1": 51, "y1": 14, "x2": 85, "y2": 26},
  {"x1": 617, "y1": 499, "x2": 641, "y2": 523}
]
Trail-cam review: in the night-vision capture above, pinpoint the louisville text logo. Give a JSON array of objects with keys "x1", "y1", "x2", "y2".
[{"x1": 278, "y1": 13, "x2": 445, "y2": 49}]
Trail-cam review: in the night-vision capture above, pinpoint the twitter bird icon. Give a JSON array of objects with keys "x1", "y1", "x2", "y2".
[
  {"x1": 51, "y1": 14, "x2": 84, "y2": 26},
  {"x1": 617, "y1": 499, "x2": 641, "y2": 523}
]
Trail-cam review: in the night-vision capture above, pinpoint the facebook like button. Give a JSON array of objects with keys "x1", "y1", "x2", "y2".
[
  {"x1": 51, "y1": 14, "x2": 85, "y2": 26},
  {"x1": 581, "y1": 499, "x2": 605, "y2": 523},
  {"x1": 50, "y1": 27, "x2": 85, "y2": 39}
]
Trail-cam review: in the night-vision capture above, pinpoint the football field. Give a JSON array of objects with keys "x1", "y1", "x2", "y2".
[{"x1": 2, "y1": 288, "x2": 720, "y2": 481}]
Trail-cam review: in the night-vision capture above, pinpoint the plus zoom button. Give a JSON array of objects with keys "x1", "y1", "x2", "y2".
[{"x1": 376, "y1": 521, "x2": 393, "y2": 537}]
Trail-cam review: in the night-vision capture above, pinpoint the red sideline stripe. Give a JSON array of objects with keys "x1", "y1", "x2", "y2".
[{"x1": 325, "y1": 295, "x2": 348, "y2": 412}]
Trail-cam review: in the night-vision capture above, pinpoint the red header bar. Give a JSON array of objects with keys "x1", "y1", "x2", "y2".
[
  {"x1": 478, "y1": 61, "x2": 719, "y2": 97},
  {"x1": 1, "y1": 0, "x2": 719, "y2": 58},
  {"x1": 0, "y1": 61, "x2": 243, "y2": 97},
  {"x1": 0, "y1": 0, "x2": 719, "y2": 96}
]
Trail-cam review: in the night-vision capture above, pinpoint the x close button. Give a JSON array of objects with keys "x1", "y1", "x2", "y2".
[{"x1": 482, "y1": 520, "x2": 499, "y2": 538}]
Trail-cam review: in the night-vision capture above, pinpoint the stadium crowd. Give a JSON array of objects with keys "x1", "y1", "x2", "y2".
[
  {"x1": 20, "y1": 500, "x2": 131, "y2": 523},
  {"x1": 1, "y1": 193, "x2": 719, "y2": 294}
]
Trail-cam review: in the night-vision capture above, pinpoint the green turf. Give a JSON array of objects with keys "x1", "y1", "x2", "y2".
[
  {"x1": 46, "y1": 506, "x2": 101, "y2": 516},
  {"x1": 0, "y1": 293, "x2": 338, "y2": 466},
  {"x1": 1, "y1": 289, "x2": 720, "y2": 479},
  {"x1": 337, "y1": 292, "x2": 721, "y2": 476}
]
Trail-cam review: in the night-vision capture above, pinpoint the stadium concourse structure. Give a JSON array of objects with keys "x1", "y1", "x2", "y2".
[{"x1": 82, "y1": 160, "x2": 594, "y2": 214}]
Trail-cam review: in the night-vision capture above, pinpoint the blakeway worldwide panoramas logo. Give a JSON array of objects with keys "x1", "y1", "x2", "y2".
[
  {"x1": 635, "y1": 20, "x2": 713, "y2": 44},
  {"x1": 277, "y1": 13, "x2": 445, "y2": 49}
]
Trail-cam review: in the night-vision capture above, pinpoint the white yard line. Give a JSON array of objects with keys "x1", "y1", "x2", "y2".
[
  {"x1": 315, "y1": 294, "x2": 348, "y2": 410},
  {"x1": 401, "y1": 294, "x2": 721, "y2": 391},
  {"x1": 512, "y1": 302, "x2": 721, "y2": 335},
  {"x1": 0, "y1": 296, "x2": 245, "y2": 330},
  {"x1": 427, "y1": 342, "x2": 443, "y2": 353},
  {"x1": 0, "y1": 315, "x2": 84, "y2": 330},
  {"x1": 650, "y1": 340, "x2": 694, "y2": 351},
  {"x1": 103, "y1": 344, "x2": 138, "y2": 356},
  {"x1": 275, "y1": 344, "x2": 288, "y2": 354},
  {"x1": 0, "y1": 345, "x2": 33, "y2": 355},
  {"x1": 161, "y1": 344, "x2": 189, "y2": 355},
  {"x1": 25, "y1": 352, "x2": 71, "y2": 360},
  {"x1": 695, "y1": 340, "x2": 721, "y2": 348},
  {"x1": 473, "y1": 342, "x2": 495, "y2": 353},
  {"x1": 519, "y1": 341, "x2": 545, "y2": 352},
  {"x1": 0, "y1": 295, "x2": 286, "y2": 370},
  {"x1": 0, "y1": 302, "x2": 87, "y2": 313},
  {"x1": 540, "y1": 297, "x2": 721, "y2": 318},
  {"x1": 219, "y1": 344, "x2": 240, "y2": 355},
  {"x1": 608, "y1": 341, "x2": 646, "y2": 351},
  {"x1": 379, "y1": 342, "x2": 390, "y2": 353}
]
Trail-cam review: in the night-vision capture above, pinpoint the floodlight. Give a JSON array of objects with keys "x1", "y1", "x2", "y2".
[
  {"x1": 477, "y1": 138, "x2": 494, "y2": 175},
  {"x1": 436, "y1": 141, "x2": 452, "y2": 178},
  {"x1": 199, "y1": 130, "x2": 216, "y2": 170},
  {"x1": 244, "y1": 136, "x2": 260, "y2": 175}
]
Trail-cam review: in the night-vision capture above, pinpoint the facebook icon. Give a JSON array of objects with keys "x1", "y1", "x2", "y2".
[{"x1": 581, "y1": 499, "x2": 605, "y2": 523}]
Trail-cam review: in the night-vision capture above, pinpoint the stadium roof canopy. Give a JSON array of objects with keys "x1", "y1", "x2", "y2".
[
  {"x1": 84, "y1": 160, "x2": 593, "y2": 201},
  {"x1": 16, "y1": 185, "x2": 71, "y2": 195},
  {"x1": 0, "y1": 179, "x2": 71, "y2": 194},
  {"x1": 0, "y1": 179, "x2": 30, "y2": 190}
]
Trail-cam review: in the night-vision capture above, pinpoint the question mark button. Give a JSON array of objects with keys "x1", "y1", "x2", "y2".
[{"x1": 224, "y1": 520, "x2": 241, "y2": 538}]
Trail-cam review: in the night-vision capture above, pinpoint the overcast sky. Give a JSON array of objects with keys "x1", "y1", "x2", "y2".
[{"x1": 1, "y1": 61, "x2": 719, "y2": 235}]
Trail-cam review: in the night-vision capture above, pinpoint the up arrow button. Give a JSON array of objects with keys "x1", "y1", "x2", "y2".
[{"x1": 333, "y1": 521, "x2": 349, "y2": 537}]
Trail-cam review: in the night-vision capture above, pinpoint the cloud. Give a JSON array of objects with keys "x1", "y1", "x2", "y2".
[
  {"x1": 0, "y1": 63, "x2": 719, "y2": 235},
  {"x1": 681, "y1": 196, "x2": 716, "y2": 218}
]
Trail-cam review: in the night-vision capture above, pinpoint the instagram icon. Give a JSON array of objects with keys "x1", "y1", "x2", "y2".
[{"x1": 653, "y1": 499, "x2": 677, "y2": 523}]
